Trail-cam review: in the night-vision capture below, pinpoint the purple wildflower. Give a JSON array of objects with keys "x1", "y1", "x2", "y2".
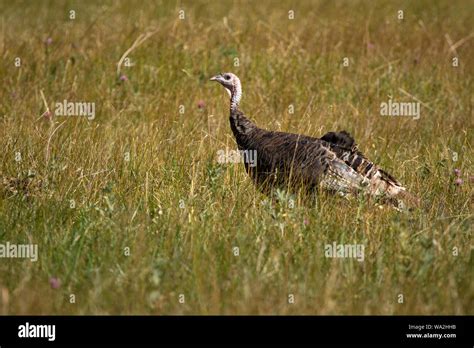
[
  {"x1": 43, "y1": 110, "x2": 52, "y2": 120},
  {"x1": 49, "y1": 277, "x2": 60, "y2": 289}
]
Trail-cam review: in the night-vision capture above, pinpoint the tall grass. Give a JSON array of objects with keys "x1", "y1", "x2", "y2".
[{"x1": 0, "y1": 0, "x2": 472, "y2": 314}]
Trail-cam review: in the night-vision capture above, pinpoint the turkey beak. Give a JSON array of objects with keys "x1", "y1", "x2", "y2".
[{"x1": 210, "y1": 74, "x2": 221, "y2": 82}]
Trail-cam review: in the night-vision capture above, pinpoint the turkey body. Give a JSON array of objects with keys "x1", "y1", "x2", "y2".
[
  {"x1": 230, "y1": 109, "x2": 403, "y2": 200},
  {"x1": 231, "y1": 110, "x2": 329, "y2": 191}
]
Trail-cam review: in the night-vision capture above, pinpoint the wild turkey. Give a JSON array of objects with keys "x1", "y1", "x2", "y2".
[{"x1": 210, "y1": 72, "x2": 418, "y2": 209}]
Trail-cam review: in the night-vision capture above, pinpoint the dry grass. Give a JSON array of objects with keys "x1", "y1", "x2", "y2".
[{"x1": 0, "y1": 0, "x2": 472, "y2": 314}]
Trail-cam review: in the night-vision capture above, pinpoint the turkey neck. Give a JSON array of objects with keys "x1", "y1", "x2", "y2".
[{"x1": 228, "y1": 82, "x2": 256, "y2": 143}]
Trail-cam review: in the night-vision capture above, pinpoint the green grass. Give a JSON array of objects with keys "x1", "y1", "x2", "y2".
[{"x1": 0, "y1": 0, "x2": 472, "y2": 314}]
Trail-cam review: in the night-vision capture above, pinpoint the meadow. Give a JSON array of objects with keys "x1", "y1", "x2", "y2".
[{"x1": 0, "y1": 0, "x2": 472, "y2": 314}]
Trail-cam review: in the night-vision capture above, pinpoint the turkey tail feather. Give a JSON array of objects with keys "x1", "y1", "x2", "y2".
[
  {"x1": 322, "y1": 160, "x2": 420, "y2": 210},
  {"x1": 320, "y1": 159, "x2": 369, "y2": 194},
  {"x1": 369, "y1": 169, "x2": 420, "y2": 209}
]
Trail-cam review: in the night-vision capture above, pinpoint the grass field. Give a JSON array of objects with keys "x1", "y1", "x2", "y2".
[{"x1": 0, "y1": 0, "x2": 472, "y2": 315}]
